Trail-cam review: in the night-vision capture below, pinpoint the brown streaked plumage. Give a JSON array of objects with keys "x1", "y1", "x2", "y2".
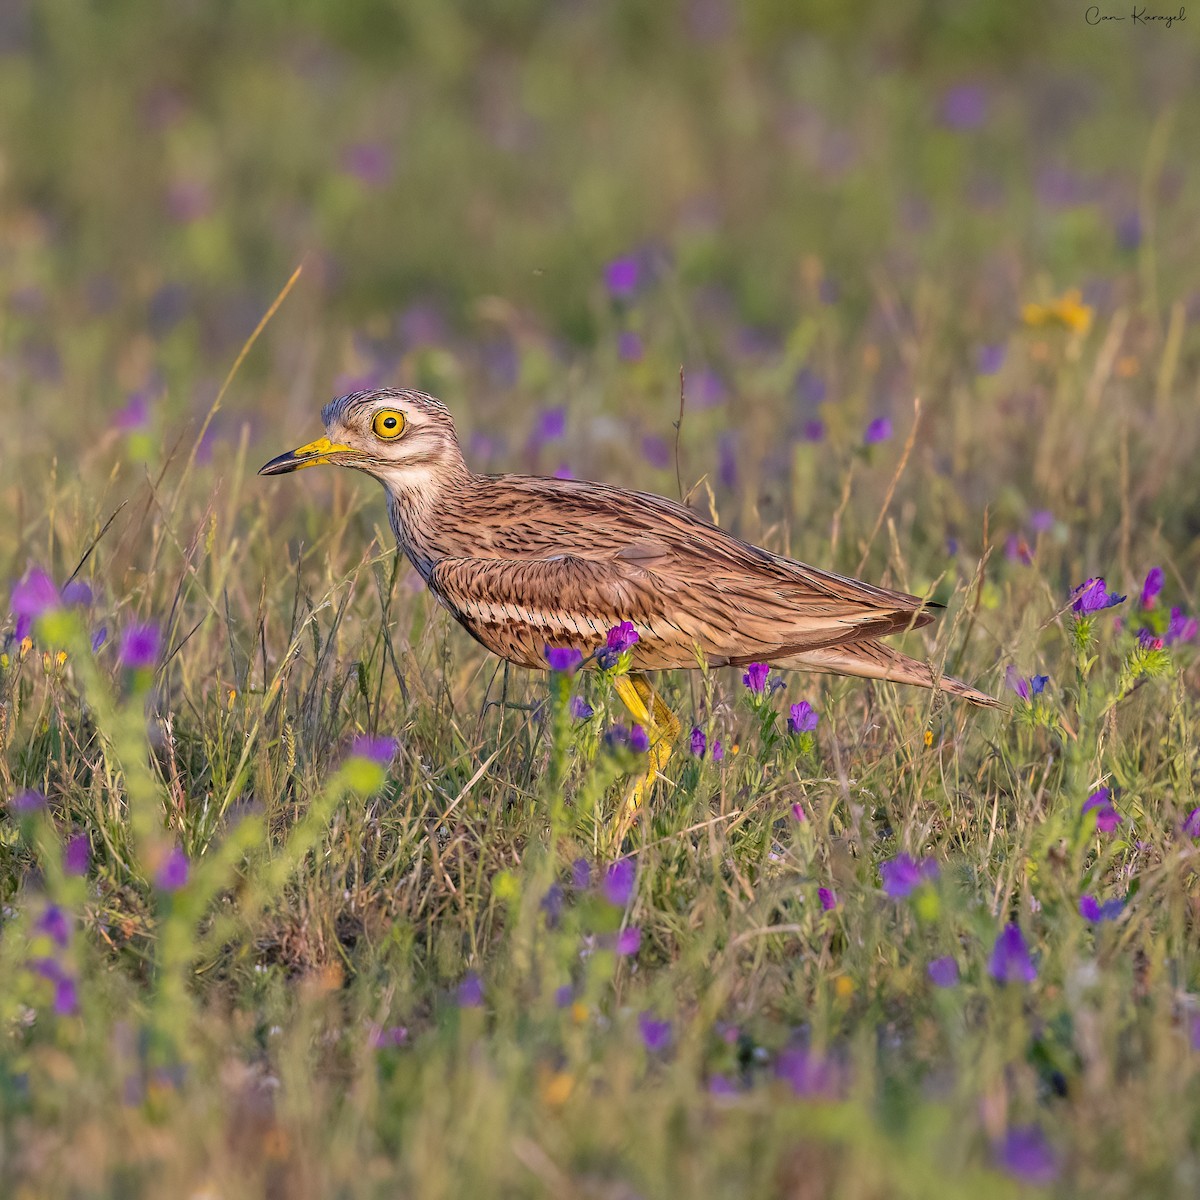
[{"x1": 260, "y1": 387, "x2": 999, "y2": 708}]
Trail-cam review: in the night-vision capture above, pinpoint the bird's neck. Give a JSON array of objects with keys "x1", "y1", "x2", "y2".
[{"x1": 383, "y1": 458, "x2": 475, "y2": 582}]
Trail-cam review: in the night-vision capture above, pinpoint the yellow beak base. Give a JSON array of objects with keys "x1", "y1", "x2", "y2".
[{"x1": 258, "y1": 436, "x2": 359, "y2": 476}]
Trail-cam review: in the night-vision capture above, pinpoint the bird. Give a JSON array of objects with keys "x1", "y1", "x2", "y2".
[{"x1": 260, "y1": 387, "x2": 1000, "y2": 842}]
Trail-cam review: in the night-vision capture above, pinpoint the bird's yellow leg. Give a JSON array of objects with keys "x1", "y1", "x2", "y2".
[{"x1": 609, "y1": 673, "x2": 681, "y2": 846}]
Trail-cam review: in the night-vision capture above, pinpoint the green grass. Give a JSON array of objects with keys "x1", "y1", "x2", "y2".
[{"x1": 3, "y1": 2, "x2": 1200, "y2": 1196}]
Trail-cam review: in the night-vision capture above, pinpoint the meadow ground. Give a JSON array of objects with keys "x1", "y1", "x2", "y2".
[{"x1": 2, "y1": 3, "x2": 1200, "y2": 1196}]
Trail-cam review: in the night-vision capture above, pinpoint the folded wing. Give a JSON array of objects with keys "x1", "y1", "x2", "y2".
[{"x1": 427, "y1": 547, "x2": 934, "y2": 671}]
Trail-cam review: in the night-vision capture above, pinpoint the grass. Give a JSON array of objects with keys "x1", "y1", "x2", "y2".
[{"x1": 3, "y1": 2, "x2": 1200, "y2": 1196}]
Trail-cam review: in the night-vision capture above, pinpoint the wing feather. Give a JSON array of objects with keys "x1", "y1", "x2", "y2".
[{"x1": 427, "y1": 550, "x2": 930, "y2": 670}]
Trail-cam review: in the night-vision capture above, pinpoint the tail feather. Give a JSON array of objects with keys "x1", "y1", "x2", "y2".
[{"x1": 778, "y1": 639, "x2": 1003, "y2": 708}]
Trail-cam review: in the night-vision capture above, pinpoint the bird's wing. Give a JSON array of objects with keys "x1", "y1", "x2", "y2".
[{"x1": 428, "y1": 549, "x2": 930, "y2": 670}]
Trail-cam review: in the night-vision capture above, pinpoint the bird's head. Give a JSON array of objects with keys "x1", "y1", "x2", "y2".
[{"x1": 258, "y1": 388, "x2": 467, "y2": 496}]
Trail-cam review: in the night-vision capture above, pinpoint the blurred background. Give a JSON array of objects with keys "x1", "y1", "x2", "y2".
[{"x1": 2, "y1": 0, "x2": 1198, "y2": 581}]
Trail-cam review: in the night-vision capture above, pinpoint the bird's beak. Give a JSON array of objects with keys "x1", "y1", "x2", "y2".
[{"x1": 258, "y1": 436, "x2": 360, "y2": 476}]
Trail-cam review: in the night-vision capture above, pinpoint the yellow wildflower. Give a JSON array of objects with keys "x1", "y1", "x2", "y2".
[
  {"x1": 1021, "y1": 288, "x2": 1093, "y2": 334},
  {"x1": 538, "y1": 1067, "x2": 574, "y2": 1108}
]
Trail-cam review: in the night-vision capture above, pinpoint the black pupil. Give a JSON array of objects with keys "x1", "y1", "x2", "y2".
[{"x1": 383, "y1": 417, "x2": 396, "y2": 429}]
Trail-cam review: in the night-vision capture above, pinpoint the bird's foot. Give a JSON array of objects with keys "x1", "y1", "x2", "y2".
[{"x1": 606, "y1": 673, "x2": 680, "y2": 849}]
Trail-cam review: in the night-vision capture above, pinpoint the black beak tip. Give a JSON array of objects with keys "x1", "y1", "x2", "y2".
[{"x1": 258, "y1": 453, "x2": 298, "y2": 477}]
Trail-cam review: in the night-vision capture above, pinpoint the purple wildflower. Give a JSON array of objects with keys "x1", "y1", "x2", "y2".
[
  {"x1": 571, "y1": 858, "x2": 591, "y2": 889},
  {"x1": 1079, "y1": 894, "x2": 1124, "y2": 922},
  {"x1": 940, "y1": 83, "x2": 988, "y2": 131},
  {"x1": 880, "y1": 853, "x2": 938, "y2": 899},
  {"x1": 1071, "y1": 578, "x2": 1126, "y2": 614},
  {"x1": 11, "y1": 790, "x2": 45, "y2": 814},
  {"x1": 91, "y1": 626, "x2": 108, "y2": 652},
  {"x1": 976, "y1": 343, "x2": 1006, "y2": 375},
  {"x1": 10, "y1": 566, "x2": 60, "y2": 639},
  {"x1": 368, "y1": 1025, "x2": 408, "y2": 1049},
  {"x1": 534, "y1": 407, "x2": 565, "y2": 441},
  {"x1": 156, "y1": 848, "x2": 189, "y2": 892},
  {"x1": 1115, "y1": 211, "x2": 1142, "y2": 251},
  {"x1": 569, "y1": 696, "x2": 594, "y2": 720},
  {"x1": 554, "y1": 984, "x2": 574, "y2": 1008},
  {"x1": 629, "y1": 725, "x2": 650, "y2": 753},
  {"x1": 30, "y1": 957, "x2": 62, "y2": 984},
  {"x1": 540, "y1": 882, "x2": 563, "y2": 925},
  {"x1": 340, "y1": 142, "x2": 392, "y2": 187},
  {"x1": 775, "y1": 1046, "x2": 839, "y2": 1098},
  {"x1": 607, "y1": 621, "x2": 639, "y2": 654},
  {"x1": 119, "y1": 622, "x2": 161, "y2": 669},
  {"x1": 603, "y1": 859, "x2": 636, "y2": 907},
  {"x1": 1166, "y1": 607, "x2": 1198, "y2": 644},
  {"x1": 37, "y1": 905, "x2": 71, "y2": 949},
  {"x1": 988, "y1": 924, "x2": 1036, "y2": 985},
  {"x1": 863, "y1": 417, "x2": 893, "y2": 445},
  {"x1": 708, "y1": 1073, "x2": 738, "y2": 1096},
  {"x1": 818, "y1": 887, "x2": 837, "y2": 911},
  {"x1": 1037, "y1": 164, "x2": 1091, "y2": 208},
  {"x1": 802, "y1": 419, "x2": 826, "y2": 442},
  {"x1": 113, "y1": 391, "x2": 153, "y2": 432},
  {"x1": 1006, "y1": 534, "x2": 1033, "y2": 566},
  {"x1": 638, "y1": 1012, "x2": 672, "y2": 1052},
  {"x1": 397, "y1": 302, "x2": 446, "y2": 349},
  {"x1": 1182, "y1": 808, "x2": 1200, "y2": 838},
  {"x1": 641, "y1": 435, "x2": 671, "y2": 469},
  {"x1": 1029, "y1": 509, "x2": 1054, "y2": 533},
  {"x1": 1006, "y1": 665, "x2": 1030, "y2": 700},
  {"x1": 690, "y1": 727, "x2": 707, "y2": 757},
  {"x1": 351, "y1": 735, "x2": 397, "y2": 765},
  {"x1": 544, "y1": 645, "x2": 583, "y2": 674},
  {"x1": 604, "y1": 723, "x2": 631, "y2": 749},
  {"x1": 53, "y1": 975, "x2": 79, "y2": 1017},
  {"x1": 1083, "y1": 787, "x2": 1121, "y2": 833},
  {"x1": 717, "y1": 432, "x2": 737, "y2": 489},
  {"x1": 604, "y1": 257, "x2": 640, "y2": 299},
  {"x1": 791, "y1": 802, "x2": 806, "y2": 822},
  {"x1": 1138, "y1": 629, "x2": 1164, "y2": 650},
  {"x1": 787, "y1": 700, "x2": 819, "y2": 734},
  {"x1": 617, "y1": 330, "x2": 643, "y2": 361},
  {"x1": 1005, "y1": 666, "x2": 1048, "y2": 700},
  {"x1": 994, "y1": 1125, "x2": 1059, "y2": 1186},
  {"x1": 457, "y1": 973, "x2": 484, "y2": 1008},
  {"x1": 793, "y1": 368, "x2": 827, "y2": 405},
  {"x1": 742, "y1": 662, "x2": 770, "y2": 693},
  {"x1": 692, "y1": 368, "x2": 728, "y2": 409},
  {"x1": 165, "y1": 179, "x2": 211, "y2": 223},
  {"x1": 61, "y1": 580, "x2": 92, "y2": 607},
  {"x1": 927, "y1": 956, "x2": 959, "y2": 988},
  {"x1": 615, "y1": 926, "x2": 642, "y2": 956},
  {"x1": 64, "y1": 834, "x2": 90, "y2": 876},
  {"x1": 1141, "y1": 567, "x2": 1164, "y2": 609},
  {"x1": 711, "y1": 740, "x2": 724, "y2": 761}
]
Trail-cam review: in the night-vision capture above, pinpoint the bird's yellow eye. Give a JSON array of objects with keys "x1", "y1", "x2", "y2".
[{"x1": 372, "y1": 409, "x2": 405, "y2": 440}]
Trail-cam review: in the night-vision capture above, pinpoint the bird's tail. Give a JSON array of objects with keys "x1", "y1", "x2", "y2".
[{"x1": 777, "y1": 639, "x2": 1004, "y2": 708}]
